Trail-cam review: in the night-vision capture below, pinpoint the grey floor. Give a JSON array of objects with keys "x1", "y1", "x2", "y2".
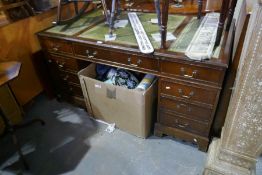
[{"x1": 0, "y1": 95, "x2": 261, "y2": 175}]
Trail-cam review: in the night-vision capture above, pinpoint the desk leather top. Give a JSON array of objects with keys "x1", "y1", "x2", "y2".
[{"x1": 38, "y1": 1, "x2": 231, "y2": 68}]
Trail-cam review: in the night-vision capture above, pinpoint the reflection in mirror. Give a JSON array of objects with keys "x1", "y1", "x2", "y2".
[{"x1": 0, "y1": 0, "x2": 58, "y2": 27}]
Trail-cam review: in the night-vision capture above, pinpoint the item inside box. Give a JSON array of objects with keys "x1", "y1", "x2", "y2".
[{"x1": 95, "y1": 64, "x2": 155, "y2": 90}]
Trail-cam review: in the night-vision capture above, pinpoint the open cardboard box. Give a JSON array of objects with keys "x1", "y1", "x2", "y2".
[{"x1": 78, "y1": 63, "x2": 157, "y2": 138}]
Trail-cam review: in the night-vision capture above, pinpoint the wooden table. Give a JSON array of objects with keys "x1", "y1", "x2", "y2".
[{"x1": 37, "y1": 1, "x2": 234, "y2": 151}]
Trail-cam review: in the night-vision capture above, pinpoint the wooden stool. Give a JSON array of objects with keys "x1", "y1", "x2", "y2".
[{"x1": 0, "y1": 61, "x2": 45, "y2": 170}]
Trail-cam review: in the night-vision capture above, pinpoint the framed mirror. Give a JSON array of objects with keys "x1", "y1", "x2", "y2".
[{"x1": 0, "y1": 0, "x2": 59, "y2": 27}]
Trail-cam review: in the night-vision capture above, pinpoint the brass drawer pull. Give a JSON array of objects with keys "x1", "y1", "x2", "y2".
[
  {"x1": 165, "y1": 86, "x2": 171, "y2": 90},
  {"x1": 51, "y1": 44, "x2": 61, "y2": 52},
  {"x1": 137, "y1": 59, "x2": 142, "y2": 65},
  {"x1": 127, "y1": 57, "x2": 131, "y2": 64},
  {"x1": 178, "y1": 89, "x2": 194, "y2": 99},
  {"x1": 58, "y1": 62, "x2": 65, "y2": 68},
  {"x1": 53, "y1": 47, "x2": 59, "y2": 52},
  {"x1": 176, "y1": 104, "x2": 192, "y2": 112},
  {"x1": 175, "y1": 119, "x2": 189, "y2": 128},
  {"x1": 86, "y1": 50, "x2": 97, "y2": 59},
  {"x1": 93, "y1": 51, "x2": 98, "y2": 55},
  {"x1": 180, "y1": 67, "x2": 198, "y2": 78},
  {"x1": 63, "y1": 75, "x2": 69, "y2": 81}
]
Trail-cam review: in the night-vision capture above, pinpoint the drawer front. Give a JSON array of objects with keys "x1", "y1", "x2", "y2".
[
  {"x1": 59, "y1": 71, "x2": 80, "y2": 85},
  {"x1": 111, "y1": 52, "x2": 158, "y2": 71},
  {"x1": 74, "y1": 43, "x2": 108, "y2": 60},
  {"x1": 159, "y1": 96, "x2": 212, "y2": 122},
  {"x1": 159, "y1": 111, "x2": 209, "y2": 136},
  {"x1": 47, "y1": 55, "x2": 81, "y2": 72},
  {"x1": 160, "y1": 79, "x2": 218, "y2": 106},
  {"x1": 74, "y1": 43, "x2": 159, "y2": 71},
  {"x1": 161, "y1": 60, "x2": 224, "y2": 84},
  {"x1": 41, "y1": 38, "x2": 73, "y2": 54}
]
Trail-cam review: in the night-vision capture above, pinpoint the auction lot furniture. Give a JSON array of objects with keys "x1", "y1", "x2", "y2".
[
  {"x1": 37, "y1": 0, "x2": 234, "y2": 151},
  {"x1": 0, "y1": 61, "x2": 45, "y2": 170}
]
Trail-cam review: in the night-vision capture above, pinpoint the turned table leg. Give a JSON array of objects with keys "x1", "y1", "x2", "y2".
[
  {"x1": 226, "y1": 0, "x2": 238, "y2": 31},
  {"x1": 161, "y1": 0, "x2": 169, "y2": 49},
  {"x1": 197, "y1": 0, "x2": 203, "y2": 19},
  {"x1": 215, "y1": 0, "x2": 230, "y2": 46}
]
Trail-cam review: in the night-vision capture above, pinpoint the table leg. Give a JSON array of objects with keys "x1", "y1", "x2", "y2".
[
  {"x1": 226, "y1": 0, "x2": 238, "y2": 31},
  {"x1": 161, "y1": 0, "x2": 169, "y2": 49},
  {"x1": 215, "y1": 0, "x2": 230, "y2": 46},
  {"x1": 197, "y1": 0, "x2": 203, "y2": 19}
]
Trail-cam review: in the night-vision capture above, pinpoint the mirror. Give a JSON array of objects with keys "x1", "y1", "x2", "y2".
[{"x1": 0, "y1": 0, "x2": 59, "y2": 27}]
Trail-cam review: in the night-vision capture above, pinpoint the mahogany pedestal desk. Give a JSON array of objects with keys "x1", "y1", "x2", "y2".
[
  {"x1": 37, "y1": 2, "x2": 234, "y2": 151},
  {"x1": 0, "y1": 61, "x2": 45, "y2": 170}
]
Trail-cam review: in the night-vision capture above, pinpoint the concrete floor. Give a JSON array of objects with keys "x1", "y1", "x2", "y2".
[{"x1": 0, "y1": 95, "x2": 261, "y2": 175}]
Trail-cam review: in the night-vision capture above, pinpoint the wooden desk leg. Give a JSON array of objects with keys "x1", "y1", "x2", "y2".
[
  {"x1": 197, "y1": 0, "x2": 203, "y2": 19},
  {"x1": 215, "y1": 0, "x2": 230, "y2": 46},
  {"x1": 161, "y1": 0, "x2": 169, "y2": 49},
  {"x1": 226, "y1": 0, "x2": 238, "y2": 31}
]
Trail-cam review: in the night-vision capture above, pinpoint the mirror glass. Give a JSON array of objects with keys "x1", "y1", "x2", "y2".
[{"x1": 0, "y1": 0, "x2": 58, "y2": 27}]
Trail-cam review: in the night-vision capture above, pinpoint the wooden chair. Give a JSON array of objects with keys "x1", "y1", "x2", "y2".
[
  {"x1": 160, "y1": 0, "x2": 238, "y2": 49},
  {"x1": 0, "y1": 61, "x2": 45, "y2": 170}
]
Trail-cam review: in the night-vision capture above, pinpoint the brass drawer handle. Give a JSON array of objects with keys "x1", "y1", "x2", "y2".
[
  {"x1": 178, "y1": 124, "x2": 189, "y2": 128},
  {"x1": 86, "y1": 50, "x2": 97, "y2": 59},
  {"x1": 93, "y1": 51, "x2": 98, "y2": 55},
  {"x1": 178, "y1": 89, "x2": 194, "y2": 99},
  {"x1": 51, "y1": 44, "x2": 61, "y2": 52},
  {"x1": 137, "y1": 59, "x2": 142, "y2": 65},
  {"x1": 53, "y1": 47, "x2": 59, "y2": 52},
  {"x1": 58, "y1": 62, "x2": 65, "y2": 68},
  {"x1": 127, "y1": 57, "x2": 131, "y2": 64},
  {"x1": 175, "y1": 119, "x2": 189, "y2": 128},
  {"x1": 180, "y1": 67, "x2": 198, "y2": 78},
  {"x1": 63, "y1": 75, "x2": 69, "y2": 81},
  {"x1": 165, "y1": 86, "x2": 171, "y2": 90},
  {"x1": 176, "y1": 104, "x2": 192, "y2": 112}
]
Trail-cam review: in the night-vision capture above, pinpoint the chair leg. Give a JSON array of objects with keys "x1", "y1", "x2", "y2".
[{"x1": 11, "y1": 131, "x2": 29, "y2": 170}]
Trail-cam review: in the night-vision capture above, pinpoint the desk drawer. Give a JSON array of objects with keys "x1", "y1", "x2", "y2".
[
  {"x1": 74, "y1": 43, "x2": 108, "y2": 60},
  {"x1": 111, "y1": 52, "x2": 159, "y2": 71},
  {"x1": 47, "y1": 55, "x2": 82, "y2": 72},
  {"x1": 161, "y1": 60, "x2": 224, "y2": 84},
  {"x1": 160, "y1": 79, "x2": 218, "y2": 106},
  {"x1": 41, "y1": 38, "x2": 73, "y2": 54},
  {"x1": 159, "y1": 96, "x2": 212, "y2": 122},
  {"x1": 159, "y1": 110, "x2": 209, "y2": 136}
]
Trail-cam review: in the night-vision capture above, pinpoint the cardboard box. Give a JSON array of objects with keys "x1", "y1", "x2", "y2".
[{"x1": 78, "y1": 63, "x2": 157, "y2": 138}]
